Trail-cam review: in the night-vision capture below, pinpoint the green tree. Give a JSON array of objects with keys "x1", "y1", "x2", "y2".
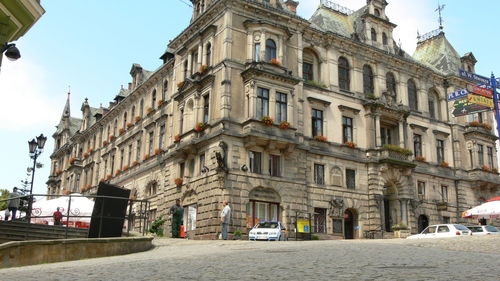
[{"x1": 0, "y1": 189, "x2": 9, "y2": 210}]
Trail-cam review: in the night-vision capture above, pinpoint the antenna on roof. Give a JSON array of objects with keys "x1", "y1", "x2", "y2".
[
  {"x1": 417, "y1": 29, "x2": 421, "y2": 41},
  {"x1": 177, "y1": 0, "x2": 193, "y2": 7},
  {"x1": 436, "y1": 1, "x2": 445, "y2": 30}
]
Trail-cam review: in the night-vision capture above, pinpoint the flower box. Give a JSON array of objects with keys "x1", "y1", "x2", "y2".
[
  {"x1": 174, "y1": 134, "x2": 181, "y2": 143},
  {"x1": 146, "y1": 107, "x2": 154, "y2": 115},
  {"x1": 115, "y1": 170, "x2": 121, "y2": 176},
  {"x1": 131, "y1": 161, "x2": 138, "y2": 167},
  {"x1": 62, "y1": 189, "x2": 71, "y2": 195},
  {"x1": 143, "y1": 154, "x2": 150, "y2": 161},
  {"x1": 268, "y1": 58, "x2": 281, "y2": 65},
  {"x1": 118, "y1": 128, "x2": 125, "y2": 135},
  {"x1": 122, "y1": 165, "x2": 129, "y2": 171},
  {"x1": 314, "y1": 135, "x2": 327, "y2": 142},
  {"x1": 154, "y1": 148, "x2": 163, "y2": 155},
  {"x1": 109, "y1": 135, "x2": 115, "y2": 142},
  {"x1": 278, "y1": 121, "x2": 290, "y2": 130},
  {"x1": 344, "y1": 142, "x2": 356, "y2": 148},
  {"x1": 134, "y1": 116, "x2": 141, "y2": 123},
  {"x1": 482, "y1": 165, "x2": 490, "y2": 172},
  {"x1": 194, "y1": 122, "x2": 207, "y2": 132},
  {"x1": 126, "y1": 122, "x2": 133, "y2": 129},
  {"x1": 440, "y1": 161, "x2": 449, "y2": 168},
  {"x1": 383, "y1": 144, "x2": 413, "y2": 156},
  {"x1": 199, "y1": 64, "x2": 208, "y2": 73},
  {"x1": 468, "y1": 121, "x2": 492, "y2": 130},
  {"x1": 83, "y1": 152, "x2": 89, "y2": 158},
  {"x1": 261, "y1": 116, "x2": 274, "y2": 126},
  {"x1": 177, "y1": 81, "x2": 184, "y2": 89},
  {"x1": 415, "y1": 156, "x2": 426, "y2": 162},
  {"x1": 174, "y1": 177, "x2": 183, "y2": 187},
  {"x1": 157, "y1": 100, "x2": 164, "y2": 107}
]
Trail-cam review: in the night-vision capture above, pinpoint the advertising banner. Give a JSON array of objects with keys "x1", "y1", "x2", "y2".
[
  {"x1": 297, "y1": 219, "x2": 310, "y2": 233},
  {"x1": 467, "y1": 94, "x2": 494, "y2": 108}
]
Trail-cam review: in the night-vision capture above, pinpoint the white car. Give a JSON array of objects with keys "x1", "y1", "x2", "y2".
[
  {"x1": 466, "y1": 225, "x2": 500, "y2": 235},
  {"x1": 248, "y1": 221, "x2": 287, "y2": 241},
  {"x1": 407, "y1": 224, "x2": 471, "y2": 239}
]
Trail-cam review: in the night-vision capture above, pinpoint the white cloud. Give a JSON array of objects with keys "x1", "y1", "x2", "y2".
[
  {"x1": 0, "y1": 58, "x2": 60, "y2": 130},
  {"x1": 297, "y1": 0, "x2": 436, "y2": 54}
]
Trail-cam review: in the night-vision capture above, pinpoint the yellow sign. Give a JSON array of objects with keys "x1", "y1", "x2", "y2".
[
  {"x1": 297, "y1": 219, "x2": 310, "y2": 233},
  {"x1": 467, "y1": 94, "x2": 493, "y2": 108}
]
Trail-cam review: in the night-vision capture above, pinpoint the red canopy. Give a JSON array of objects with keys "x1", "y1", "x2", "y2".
[{"x1": 487, "y1": 196, "x2": 500, "y2": 202}]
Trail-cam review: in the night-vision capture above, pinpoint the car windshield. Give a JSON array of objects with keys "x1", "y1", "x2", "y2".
[
  {"x1": 255, "y1": 222, "x2": 278, "y2": 229},
  {"x1": 454, "y1": 224, "x2": 469, "y2": 231},
  {"x1": 485, "y1": 226, "x2": 499, "y2": 232},
  {"x1": 468, "y1": 226, "x2": 483, "y2": 232}
]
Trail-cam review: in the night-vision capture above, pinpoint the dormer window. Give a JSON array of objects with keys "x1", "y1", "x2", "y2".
[
  {"x1": 374, "y1": 9, "x2": 381, "y2": 16},
  {"x1": 382, "y1": 33, "x2": 388, "y2": 45},
  {"x1": 265, "y1": 39, "x2": 276, "y2": 62}
]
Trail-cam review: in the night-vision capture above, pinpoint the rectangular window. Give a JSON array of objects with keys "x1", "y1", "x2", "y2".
[
  {"x1": 436, "y1": 139, "x2": 445, "y2": 164},
  {"x1": 159, "y1": 125, "x2": 165, "y2": 149},
  {"x1": 417, "y1": 181, "x2": 425, "y2": 198},
  {"x1": 342, "y1": 116, "x2": 353, "y2": 143},
  {"x1": 269, "y1": 155, "x2": 281, "y2": 177},
  {"x1": 136, "y1": 139, "x2": 141, "y2": 162},
  {"x1": 303, "y1": 62, "x2": 313, "y2": 81},
  {"x1": 254, "y1": 43, "x2": 260, "y2": 62},
  {"x1": 128, "y1": 144, "x2": 132, "y2": 166},
  {"x1": 488, "y1": 146, "x2": 494, "y2": 169},
  {"x1": 346, "y1": 169, "x2": 356, "y2": 189},
  {"x1": 199, "y1": 153, "x2": 205, "y2": 174},
  {"x1": 180, "y1": 162, "x2": 185, "y2": 178},
  {"x1": 256, "y1": 87, "x2": 269, "y2": 118},
  {"x1": 148, "y1": 131, "x2": 154, "y2": 156},
  {"x1": 381, "y1": 127, "x2": 392, "y2": 145},
  {"x1": 120, "y1": 148, "x2": 124, "y2": 170},
  {"x1": 183, "y1": 204, "x2": 197, "y2": 231},
  {"x1": 249, "y1": 151, "x2": 262, "y2": 174},
  {"x1": 441, "y1": 185, "x2": 448, "y2": 202},
  {"x1": 110, "y1": 154, "x2": 115, "y2": 176},
  {"x1": 478, "y1": 144, "x2": 484, "y2": 167},
  {"x1": 312, "y1": 109, "x2": 323, "y2": 137},
  {"x1": 413, "y1": 134, "x2": 422, "y2": 157},
  {"x1": 275, "y1": 92, "x2": 287, "y2": 122},
  {"x1": 203, "y1": 94, "x2": 210, "y2": 123},
  {"x1": 314, "y1": 164, "x2": 325, "y2": 185}
]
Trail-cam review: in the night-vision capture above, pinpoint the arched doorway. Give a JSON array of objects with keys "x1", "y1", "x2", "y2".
[
  {"x1": 343, "y1": 209, "x2": 356, "y2": 239},
  {"x1": 246, "y1": 187, "x2": 281, "y2": 228},
  {"x1": 417, "y1": 215, "x2": 429, "y2": 233}
]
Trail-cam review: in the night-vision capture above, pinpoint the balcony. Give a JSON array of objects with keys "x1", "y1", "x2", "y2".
[
  {"x1": 375, "y1": 146, "x2": 416, "y2": 168},
  {"x1": 467, "y1": 169, "x2": 500, "y2": 187},
  {"x1": 241, "y1": 119, "x2": 297, "y2": 144}
]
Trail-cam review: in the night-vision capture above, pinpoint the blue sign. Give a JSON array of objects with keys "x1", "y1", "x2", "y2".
[
  {"x1": 459, "y1": 69, "x2": 490, "y2": 86},
  {"x1": 447, "y1": 88, "x2": 469, "y2": 101}
]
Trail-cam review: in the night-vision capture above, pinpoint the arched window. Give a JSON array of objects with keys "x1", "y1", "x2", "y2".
[
  {"x1": 113, "y1": 119, "x2": 118, "y2": 136},
  {"x1": 162, "y1": 80, "x2": 168, "y2": 101},
  {"x1": 265, "y1": 39, "x2": 277, "y2": 61},
  {"x1": 386, "y1": 72, "x2": 396, "y2": 94},
  {"x1": 382, "y1": 33, "x2": 388, "y2": 45},
  {"x1": 140, "y1": 99, "x2": 144, "y2": 117},
  {"x1": 303, "y1": 48, "x2": 319, "y2": 82},
  {"x1": 151, "y1": 90, "x2": 157, "y2": 108},
  {"x1": 206, "y1": 43, "x2": 211, "y2": 66},
  {"x1": 371, "y1": 28, "x2": 377, "y2": 41},
  {"x1": 131, "y1": 106, "x2": 136, "y2": 120},
  {"x1": 374, "y1": 9, "x2": 381, "y2": 16},
  {"x1": 123, "y1": 112, "x2": 128, "y2": 129},
  {"x1": 338, "y1": 57, "x2": 350, "y2": 91},
  {"x1": 408, "y1": 79, "x2": 418, "y2": 110},
  {"x1": 363, "y1": 65, "x2": 374, "y2": 94},
  {"x1": 428, "y1": 90, "x2": 440, "y2": 119}
]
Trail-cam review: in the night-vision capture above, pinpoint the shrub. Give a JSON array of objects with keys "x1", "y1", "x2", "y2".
[
  {"x1": 148, "y1": 216, "x2": 166, "y2": 236},
  {"x1": 194, "y1": 122, "x2": 207, "y2": 132},
  {"x1": 278, "y1": 121, "x2": 290, "y2": 130},
  {"x1": 261, "y1": 116, "x2": 274, "y2": 126},
  {"x1": 304, "y1": 80, "x2": 327, "y2": 88},
  {"x1": 311, "y1": 235, "x2": 320, "y2": 240},
  {"x1": 383, "y1": 144, "x2": 413, "y2": 156}
]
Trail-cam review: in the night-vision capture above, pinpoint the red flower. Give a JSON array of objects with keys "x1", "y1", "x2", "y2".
[
  {"x1": 314, "y1": 135, "x2": 327, "y2": 142},
  {"x1": 174, "y1": 177, "x2": 183, "y2": 186}
]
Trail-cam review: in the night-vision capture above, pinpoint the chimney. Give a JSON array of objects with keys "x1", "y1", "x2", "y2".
[
  {"x1": 285, "y1": 0, "x2": 299, "y2": 14},
  {"x1": 128, "y1": 82, "x2": 132, "y2": 90}
]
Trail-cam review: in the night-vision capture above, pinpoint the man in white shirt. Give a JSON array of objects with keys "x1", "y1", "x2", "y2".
[{"x1": 220, "y1": 200, "x2": 231, "y2": 240}]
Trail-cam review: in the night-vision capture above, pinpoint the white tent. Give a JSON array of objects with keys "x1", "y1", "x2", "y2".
[
  {"x1": 31, "y1": 193, "x2": 94, "y2": 226},
  {"x1": 462, "y1": 200, "x2": 500, "y2": 219}
]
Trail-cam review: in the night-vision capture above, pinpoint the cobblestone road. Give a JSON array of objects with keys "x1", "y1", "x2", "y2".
[{"x1": 1, "y1": 236, "x2": 499, "y2": 281}]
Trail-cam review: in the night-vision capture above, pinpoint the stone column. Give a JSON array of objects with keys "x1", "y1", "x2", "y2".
[
  {"x1": 400, "y1": 198, "x2": 408, "y2": 225},
  {"x1": 399, "y1": 120, "x2": 405, "y2": 148},
  {"x1": 375, "y1": 114, "x2": 381, "y2": 147}
]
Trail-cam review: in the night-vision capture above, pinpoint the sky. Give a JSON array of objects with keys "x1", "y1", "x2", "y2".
[{"x1": 0, "y1": 0, "x2": 499, "y2": 195}]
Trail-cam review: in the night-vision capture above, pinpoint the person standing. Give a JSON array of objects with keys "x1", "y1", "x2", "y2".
[
  {"x1": 169, "y1": 199, "x2": 183, "y2": 238},
  {"x1": 220, "y1": 200, "x2": 231, "y2": 240},
  {"x1": 4, "y1": 209, "x2": 10, "y2": 221},
  {"x1": 53, "y1": 207, "x2": 63, "y2": 226},
  {"x1": 8, "y1": 187, "x2": 21, "y2": 220}
]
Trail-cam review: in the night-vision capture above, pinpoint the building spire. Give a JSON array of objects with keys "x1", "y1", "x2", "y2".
[
  {"x1": 436, "y1": 1, "x2": 445, "y2": 30},
  {"x1": 62, "y1": 91, "x2": 71, "y2": 118}
]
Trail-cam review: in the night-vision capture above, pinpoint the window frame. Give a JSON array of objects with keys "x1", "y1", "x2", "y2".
[
  {"x1": 338, "y1": 57, "x2": 350, "y2": 91},
  {"x1": 314, "y1": 163, "x2": 325, "y2": 185},
  {"x1": 256, "y1": 87, "x2": 270, "y2": 118},
  {"x1": 346, "y1": 169, "x2": 356, "y2": 189},
  {"x1": 342, "y1": 116, "x2": 353, "y2": 143},
  {"x1": 249, "y1": 151, "x2": 262, "y2": 174},
  {"x1": 312, "y1": 108, "x2": 324, "y2": 137},
  {"x1": 275, "y1": 92, "x2": 287, "y2": 123},
  {"x1": 265, "y1": 39, "x2": 277, "y2": 61},
  {"x1": 413, "y1": 134, "x2": 422, "y2": 157}
]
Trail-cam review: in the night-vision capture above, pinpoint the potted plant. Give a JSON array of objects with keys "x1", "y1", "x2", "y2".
[
  {"x1": 115, "y1": 170, "x2": 121, "y2": 176},
  {"x1": 131, "y1": 161, "x2": 138, "y2": 167},
  {"x1": 482, "y1": 165, "x2": 490, "y2": 172},
  {"x1": 146, "y1": 107, "x2": 154, "y2": 115},
  {"x1": 268, "y1": 58, "x2": 280, "y2": 65},
  {"x1": 118, "y1": 128, "x2": 125, "y2": 135},
  {"x1": 278, "y1": 121, "x2": 290, "y2": 130},
  {"x1": 143, "y1": 154, "x2": 150, "y2": 161},
  {"x1": 174, "y1": 134, "x2": 181, "y2": 143},
  {"x1": 440, "y1": 161, "x2": 449, "y2": 168},
  {"x1": 199, "y1": 64, "x2": 208, "y2": 73},
  {"x1": 83, "y1": 152, "x2": 89, "y2": 158},
  {"x1": 126, "y1": 122, "x2": 133, "y2": 129},
  {"x1": 154, "y1": 148, "x2": 163, "y2": 155},
  {"x1": 157, "y1": 100, "x2": 164, "y2": 107},
  {"x1": 314, "y1": 135, "x2": 327, "y2": 142},
  {"x1": 122, "y1": 165, "x2": 129, "y2": 171},
  {"x1": 174, "y1": 177, "x2": 183, "y2": 187},
  {"x1": 344, "y1": 141, "x2": 356, "y2": 148},
  {"x1": 194, "y1": 122, "x2": 207, "y2": 132},
  {"x1": 261, "y1": 116, "x2": 273, "y2": 126},
  {"x1": 108, "y1": 135, "x2": 115, "y2": 142},
  {"x1": 415, "y1": 156, "x2": 426, "y2": 162},
  {"x1": 134, "y1": 116, "x2": 141, "y2": 123}
]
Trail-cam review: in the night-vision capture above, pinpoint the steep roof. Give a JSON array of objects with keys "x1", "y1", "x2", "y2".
[
  {"x1": 412, "y1": 32, "x2": 461, "y2": 76},
  {"x1": 309, "y1": 3, "x2": 369, "y2": 39}
]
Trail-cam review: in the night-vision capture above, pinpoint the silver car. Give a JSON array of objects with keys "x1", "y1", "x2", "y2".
[{"x1": 466, "y1": 225, "x2": 500, "y2": 235}]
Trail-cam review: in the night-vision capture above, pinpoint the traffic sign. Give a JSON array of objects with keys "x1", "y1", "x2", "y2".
[
  {"x1": 459, "y1": 69, "x2": 490, "y2": 86},
  {"x1": 447, "y1": 88, "x2": 468, "y2": 101},
  {"x1": 466, "y1": 84, "x2": 493, "y2": 98},
  {"x1": 467, "y1": 94, "x2": 493, "y2": 108}
]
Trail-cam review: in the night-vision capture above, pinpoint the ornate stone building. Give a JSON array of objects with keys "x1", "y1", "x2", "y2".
[{"x1": 46, "y1": 0, "x2": 500, "y2": 239}]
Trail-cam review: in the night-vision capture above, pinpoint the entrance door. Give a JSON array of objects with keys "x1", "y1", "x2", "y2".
[
  {"x1": 417, "y1": 215, "x2": 429, "y2": 233},
  {"x1": 344, "y1": 210, "x2": 354, "y2": 239},
  {"x1": 314, "y1": 208, "x2": 326, "y2": 233},
  {"x1": 384, "y1": 199, "x2": 392, "y2": 232}
]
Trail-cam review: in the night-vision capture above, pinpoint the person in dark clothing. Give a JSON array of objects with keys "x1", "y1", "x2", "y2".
[
  {"x1": 169, "y1": 199, "x2": 183, "y2": 238},
  {"x1": 8, "y1": 187, "x2": 21, "y2": 219}
]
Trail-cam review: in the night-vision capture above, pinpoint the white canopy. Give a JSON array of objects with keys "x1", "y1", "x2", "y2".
[
  {"x1": 31, "y1": 193, "x2": 95, "y2": 224},
  {"x1": 462, "y1": 200, "x2": 500, "y2": 219}
]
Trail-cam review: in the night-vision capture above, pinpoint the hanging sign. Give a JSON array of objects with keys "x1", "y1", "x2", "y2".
[
  {"x1": 467, "y1": 94, "x2": 494, "y2": 108},
  {"x1": 466, "y1": 84, "x2": 493, "y2": 98}
]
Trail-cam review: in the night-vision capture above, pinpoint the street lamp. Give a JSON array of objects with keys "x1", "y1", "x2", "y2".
[
  {"x1": 0, "y1": 42, "x2": 21, "y2": 71},
  {"x1": 26, "y1": 133, "x2": 47, "y2": 222}
]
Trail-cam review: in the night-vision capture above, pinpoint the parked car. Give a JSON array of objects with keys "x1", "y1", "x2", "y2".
[
  {"x1": 466, "y1": 225, "x2": 500, "y2": 235},
  {"x1": 407, "y1": 224, "x2": 471, "y2": 239},
  {"x1": 248, "y1": 221, "x2": 287, "y2": 241}
]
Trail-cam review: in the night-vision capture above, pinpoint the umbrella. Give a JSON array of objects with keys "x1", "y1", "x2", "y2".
[
  {"x1": 486, "y1": 196, "x2": 500, "y2": 202},
  {"x1": 31, "y1": 193, "x2": 94, "y2": 225},
  {"x1": 462, "y1": 200, "x2": 500, "y2": 219}
]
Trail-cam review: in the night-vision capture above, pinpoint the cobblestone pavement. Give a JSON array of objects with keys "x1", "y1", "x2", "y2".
[{"x1": 1, "y1": 236, "x2": 499, "y2": 281}]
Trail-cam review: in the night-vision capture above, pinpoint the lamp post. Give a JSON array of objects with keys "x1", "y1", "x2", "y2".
[
  {"x1": 26, "y1": 134, "x2": 47, "y2": 222},
  {"x1": 0, "y1": 42, "x2": 21, "y2": 72}
]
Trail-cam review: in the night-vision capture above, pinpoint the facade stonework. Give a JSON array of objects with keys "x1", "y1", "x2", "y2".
[{"x1": 47, "y1": 0, "x2": 500, "y2": 239}]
